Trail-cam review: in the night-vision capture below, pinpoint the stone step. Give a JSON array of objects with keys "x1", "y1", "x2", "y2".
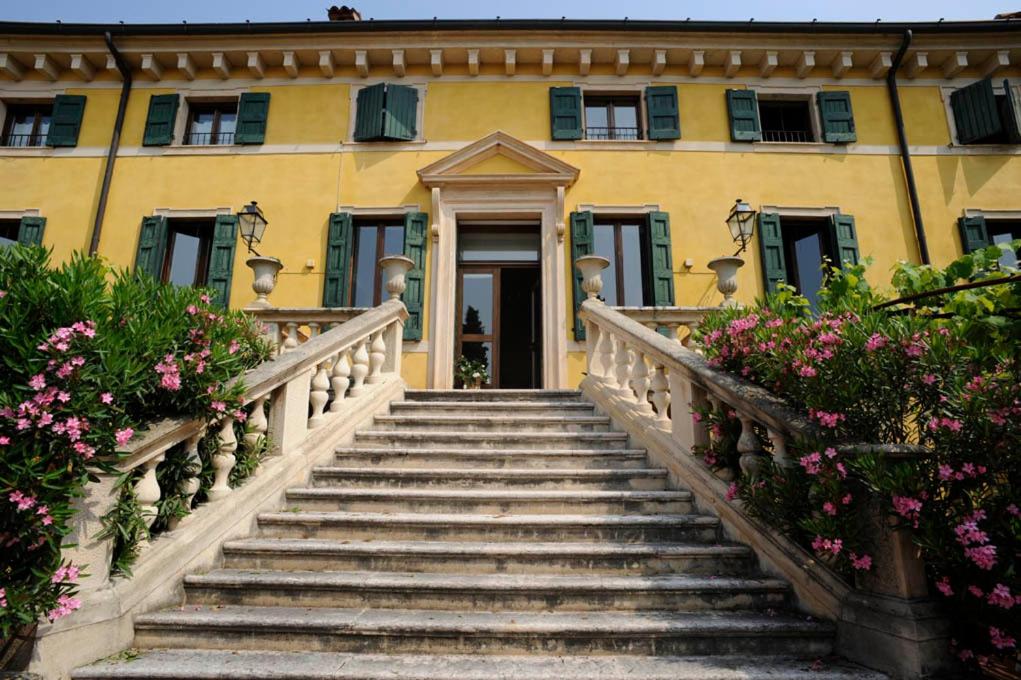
[
  {"x1": 183, "y1": 569, "x2": 789, "y2": 612},
  {"x1": 132, "y1": 606, "x2": 835, "y2": 657},
  {"x1": 333, "y1": 447, "x2": 650, "y2": 470},
  {"x1": 308, "y1": 467, "x2": 669, "y2": 491},
  {"x1": 221, "y1": 538, "x2": 754, "y2": 576},
  {"x1": 403, "y1": 389, "x2": 584, "y2": 402},
  {"x1": 74, "y1": 649, "x2": 886, "y2": 680},
  {"x1": 284, "y1": 488, "x2": 691, "y2": 515},
  {"x1": 372, "y1": 414, "x2": 613, "y2": 432},
  {"x1": 390, "y1": 399, "x2": 598, "y2": 415},
  {"x1": 353, "y1": 430, "x2": 630, "y2": 450},
  {"x1": 257, "y1": 511, "x2": 721, "y2": 543}
]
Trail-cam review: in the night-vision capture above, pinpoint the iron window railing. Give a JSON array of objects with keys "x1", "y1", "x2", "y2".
[
  {"x1": 762, "y1": 129, "x2": 813, "y2": 143},
  {"x1": 1, "y1": 133, "x2": 46, "y2": 147},
  {"x1": 184, "y1": 131, "x2": 236, "y2": 146},
  {"x1": 585, "y1": 126, "x2": 641, "y2": 141}
]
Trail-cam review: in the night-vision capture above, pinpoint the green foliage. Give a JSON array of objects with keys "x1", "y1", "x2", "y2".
[
  {"x1": 695, "y1": 249, "x2": 1020, "y2": 667},
  {"x1": 0, "y1": 246, "x2": 270, "y2": 640}
]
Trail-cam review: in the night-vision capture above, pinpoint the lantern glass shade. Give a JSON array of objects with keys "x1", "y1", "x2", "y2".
[
  {"x1": 238, "y1": 201, "x2": 268, "y2": 252},
  {"x1": 726, "y1": 199, "x2": 756, "y2": 248}
]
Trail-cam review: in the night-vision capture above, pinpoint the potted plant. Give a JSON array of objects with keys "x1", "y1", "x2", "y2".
[{"x1": 454, "y1": 355, "x2": 488, "y2": 389}]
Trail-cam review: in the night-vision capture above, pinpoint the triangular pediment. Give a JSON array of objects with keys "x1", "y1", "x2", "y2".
[{"x1": 418, "y1": 131, "x2": 579, "y2": 187}]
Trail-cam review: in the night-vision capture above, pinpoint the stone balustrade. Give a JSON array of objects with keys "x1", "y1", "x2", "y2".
[
  {"x1": 247, "y1": 307, "x2": 370, "y2": 355},
  {"x1": 611, "y1": 306, "x2": 713, "y2": 346}
]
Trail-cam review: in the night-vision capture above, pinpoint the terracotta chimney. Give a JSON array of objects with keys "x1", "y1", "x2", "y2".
[{"x1": 327, "y1": 5, "x2": 362, "y2": 21}]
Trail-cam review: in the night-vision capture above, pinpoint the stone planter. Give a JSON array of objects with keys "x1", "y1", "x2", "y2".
[
  {"x1": 245, "y1": 256, "x2": 283, "y2": 309},
  {"x1": 574, "y1": 255, "x2": 610, "y2": 300},
  {"x1": 378, "y1": 255, "x2": 415, "y2": 300},
  {"x1": 707, "y1": 256, "x2": 745, "y2": 307}
]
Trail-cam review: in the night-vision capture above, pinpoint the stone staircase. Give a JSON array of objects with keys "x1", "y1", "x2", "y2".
[{"x1": 75, "y1": 390, "x2": 882, "y2": 679}]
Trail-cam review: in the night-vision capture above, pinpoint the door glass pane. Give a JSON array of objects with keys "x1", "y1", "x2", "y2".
[
  {"x1": 791, "y1": 230, "x2": 825, "y2": 311},
  {"x1": 458, "y1": 230, "x2": 539, "y2": 262},
  {"x1": 992, "y1": 231, "x2": 1019, "y2": 269},
  {"x1": 459, "y1": 341, "x2": 492, "y2": 385},
  {"x1": 620, "y1": 224, "x2": 644, "y2": 306},
  {"x1": 352, "y1": 226, "x2": 378, "y2": 307},
  {"x1": 167, "y1": 232, "x2": 202, "y2": 287},
  {"x1": 382, "y1": 225, "x2": 405, "y2": 256},
  {"x1": 461, "y1": 273, "x2": 493, "y2": 335},
  {"x1": 592, "y1": 224, "x2": 618, "y2": 305}
]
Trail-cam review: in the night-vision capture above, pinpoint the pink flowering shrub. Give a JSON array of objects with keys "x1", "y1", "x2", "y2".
[
  {"x1": 696, "y1": 246, "x2": 1020, "y2": 668},
  {"x1": 0, "y1": 247, "x2": 269, "y2": 642}
]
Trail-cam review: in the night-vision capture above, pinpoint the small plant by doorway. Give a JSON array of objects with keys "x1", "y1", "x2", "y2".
[{"x1": 454, "y1": 355, "x2": 489, "y2": 389}]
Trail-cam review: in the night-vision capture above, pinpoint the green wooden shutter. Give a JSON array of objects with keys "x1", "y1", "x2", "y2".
[
  {"x1": 45, "y1": 95, "x2": 86, "y2": 147},
  {"x1": 550, "y1": 87, "x2": 583, "y2": 141},
  {"x1": 402, "y1": 211, "x2": 428, "y2": 341},
  {"x1": 570, "y1": 211, "x2": 594, "y2": 341},
  {"x1": 206, "y1": 215, "x2": 238, "y2": 308},
  {"x1": 353, "y1": 83, "x2": 386, "y2": 142},
  {"x1": 817, "y1": 91, "x2": 856, "y2": 143},
  {"x1": 951, "y1": 79, "x2": 1001, "y2": 145},
  {"x1": 134, "y1": 216, "x2": 169, "y2": 278},
  {"x1": 1000, "y1": 79, "x2": 1021, "y2": 144},
  {"x1": 323, "y1": 213, "x2": 354, "y2": 307},
  {"x1": 645, "y1": 86, "x2": 680, "y2": 140},
  {"x1": 143, "y1": 94, "x2": 179, "y2": 146},
  {"x1": 383, "y1": 85, "x2": 418, "y2": 141},
  {"x1": 828, "y1": 214, "x2": 860, "y2": 266},
  {"x1": 958, "y1": 216, "x2": 991, "y2": 254},
  {"x1": 726, "y1": 89, "x2": 761, "y2": 142},
  {"x1": 235, "y1": 92, "x2": 270, "y2": 144},
  {"x1": 646, "y1": 212, "x2": 675, "y2": 305},
  {"x1": 757, "y1": 212, "x2": 787, "y2": 294},
  {"x1": 17, "y1": 216, "x2": 46, "y2": 246}
]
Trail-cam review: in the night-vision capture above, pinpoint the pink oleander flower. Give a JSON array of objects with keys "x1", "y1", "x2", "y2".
[
  {"x1": 811, "y1": 536, "x2": 843, "y2": 556},
  {"x1": 810, "y1": 409, "x2": 845, "y2": 429},
  {"x1": 798, "y1": 365, "x2": 817, "y2": 378},
  {"x1": 835, "y1": 462, "x2": 847, "y2": 479},
  {"x1": 1008, "y1": 504, "x2": 1020, "y2": 518},
  {"x1": 921, "y1": 373, "x2": 937, "y2": 385},
  {"x1": 936, "y1": 576, "x2": 953, "y2": 597},
  {"x1": 691, "y1": 412, "x2": 702, "y2": 423},
  {"x1": 100, "y1": 392, "x2": 113, "y2": 404},
  {"x1": 200, "y1": 294, "x2": 212, "y2": 304},
  {"x1": 799, "y1": 452, "x2": 822, "y2": 476},
  {"x1": 73, "y1": 441, "x2": 95, "y2": 460},
  {"x1": 211, "y1": 401, "x2": 227, "y2": 413},
  {"x1": 990, "y1": 627, "x2": 1016, "y2": 650},
  {"x1": 9, "y1": 490, "x2": 36, "y2": 511},
  {"x1": 954, "y1": 517, "x2": 989, "y2": 547},
  {"x1": 822, "y1": 502, "x2": 837, "y2": 516},
  {"x1": 28, "y1": 374, "x2": 46, "y2": 390},
  {"x1": 865, "y1": 333, "x2": 888, "y2": 352},
  {"x1": 938, "y1": 464, "x2": 954, "y2": 481},
  {"x1": 969, "y1": 585, "x2": 984, "y2": 598},
  {"x1": 229, "y1": 339, "x2": 240, "y2": 355},
  {"x1": 988, "y1": 584, "x2": 1014, "y2": 609},
  {"x1": 849, "y1": 553, "x2": 872, "y2": 571},
  {"x1": 724, "y1": 483, "x2": 738, "y2": 502},
  {"x1": 824, "y1": 447, "x2": 838, "y2": 459},
  {"x1": 958, "y1": 649, "x2": 974, "y2": 661},
  {"x1": 186, "y1": 304, "x2": 199, "y2": 315},
  {"x1": 46, "y1": 594, "x2": 82, "y2": 622},
  {"x1": 892, "y1": 495, "x2": 923, "y2": 528},
  {"x1": 964, "y1": 544, "x2": 997, "y2": 571},
  {"x1": 0, "y1": 436, "x2": 8, "y2": 445},
  {"x1": 52, "y1": 564, "x2": 80, "y2": 584},
  {"x1": 841, "y1": 493, "x2": 853, "y2": 506},
  {"x1": 0, "y1": 587, "x2": 5, "y2": 608},
  {"x1": 115, "y1": 427, "x2": 134, "y2": 447},
  {"x1": 232, "y1": 409, "x2": 247, "y2": 423}
]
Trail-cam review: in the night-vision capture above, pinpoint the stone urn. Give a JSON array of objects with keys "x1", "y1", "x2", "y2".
[
  {"x1": 707, "y1": 256, "x2": 745, "y2": 307},
  {"x1": 575, "y1": 254, "x2": 611, "y2": 300},
  {"x1": 245, "y1": 256, "x2": 283, "y2": 309},
  {"x1": 378, "y1": 255, "x2": 415, "y2": 300}
]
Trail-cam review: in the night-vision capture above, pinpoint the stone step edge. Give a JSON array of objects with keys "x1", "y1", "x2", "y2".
[
  {"x1": 353, "y1": 431, "x2": 629, "y2": 439},
  {"x1": 334, "y1": 447, "x2": 647, "y2": 456},
  {"x1": 286, "y1": 488, "x2": 690, "y2": 500},
  {"x1": 373, "y1": 415, "x2": 611, "y2": 423},
  {"x1": 257, "y1": 511, "x2": 720, "y2": 527},
  {"x1": 309, "y1": 467, "x2": 667, "y2": 478},
  {"x1": 391, "y1": 400, "x2": 597, "y2": 408}
]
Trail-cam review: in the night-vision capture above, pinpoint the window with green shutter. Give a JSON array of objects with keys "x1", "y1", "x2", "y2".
[
  {"x1": 17, "y1": 216, "x2": 46, "y2": 246},
  {"x1": 817, "y1": 91, "x2": 856, "y2": 143},
  {"x1": 134, "y1": 216, "x2": 169, "y2": 278},
  {"x1": 726, "y1": 89, "x2": 762, "y2": 142},
  {"x1": 958, "y1": 216, "x2": 990, "y2": 254},
  {"x1": 353, "y1": 83, "x2": 419, "y2": 142},
  {"x1": 644, "y1": 86, "x2": 681, "y2": 141},
  {"x1": 402, "y1": 212, "x2": 428, "y2": 341},
  {"x1": 323, "y1": 213, "x2": 354, "y2": 307},
  {"x1": 550, "y1": 87, "x2": 583, "y2": 141},
  {"x1": 234, "y1": 92, "x2": 270, "y2": 144},
  {"x1": 45, "y1": 95, "x2": 87, "y2": 147},
  {"x1": 645, "y1": 212, "x2": 675, "y2": 305},
  {"x1": 570, "y1": 211, "x2": 594, "y2": 340},
  {"x1": 950, "y1": 78, "x2": 1021, "y2": 145},
  {"x1": 143, "y1": 94, "x2": 180, "y2": 146},
  {"x1": 758, "y1": 213, "x2": 860, "y2": 307},
  {"x1": 757, "y1": 213, "x2": 787, "y2": 293},
  {"x1": 206, "y1": 215, "x2": 238, "y2": 308},
  {"x1": 828, "y1": 214, "x2": 860, "y2": 266}
]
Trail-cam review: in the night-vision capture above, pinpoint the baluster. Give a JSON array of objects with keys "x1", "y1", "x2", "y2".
[
  {"x1": 134, "y1": 453, "x2": 165, "y2": 534},
  {"x1": 348, "y1": 337, "x2": 370, "y2": 397},
  {"x1": 308, "y1": 322, "x2": 321, "y2": 338},
  {"x1": 330, "y1": 349, "x2": 352, "y2": 410},
  {"x1": 169, "y1": 430, "x2": 205, "y2": 530},
  {"x1": 737, "y1": 414, "x2": 766, "y2": 481},
  {"x1": 614, "y1": 337, "x2": 632, "y2": 397},
  {"x1": 767, "y1": 428, "x2": 792, "y2": 469},
  {"x1": 366, "y1": 329, "x2": 386, "y2": 384},
  {"x1": 665, "y1": 323, "x2": 681, "y2": 342},
  {"x1": 245, "y1": 395, "x2": 269, "y2": 452},
  {"x1": 208, "y1": 416, "x2": 237, "y2": 500},
  {"x1": 686, "y1": 319, "x2": 703, "y2": 353},
  {"x1": 631, "y1": 347, "x2": 653, "y2": 413},
  {"x1": 268, "y1": 322, "x2": 283, "y2": 356},
  {"x1": 595, "y1": 326, "x2": 615, "y2": 382},
  {"x1": 308, "y1": 359, "x2": 331, "y2": 428},
  {"x1": 649, "y1": 360, "x2": 670, "y2": 425},
  {"x1": 281, "y1": 322, "x2": 299, "y2": 354}
]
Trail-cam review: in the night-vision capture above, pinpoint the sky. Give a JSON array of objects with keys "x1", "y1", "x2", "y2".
[{"x1": 1, "y1": 0, "x2": 1016, "y2": 24}]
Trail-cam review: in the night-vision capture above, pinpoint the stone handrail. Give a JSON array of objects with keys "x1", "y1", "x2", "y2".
[
  {"x1": 247, "y1": 306, "x2": 369, "y2": 354},
  {"x1": 71, "y1": 297, "x2": 408, "y2": 592},
  {"x1": 578, "y1": 298, "x2": 944, "y2": 678},
  {"x1": 611, "y1": 305, "x2": 714, "y2": 343}
]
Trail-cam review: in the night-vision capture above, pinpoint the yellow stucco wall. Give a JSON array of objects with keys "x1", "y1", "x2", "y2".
[{"x1": 3, "y1": 71, "x2": 1021, "y2": 389}]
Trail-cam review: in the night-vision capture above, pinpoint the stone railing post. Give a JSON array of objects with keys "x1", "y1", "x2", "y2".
[
  {"x1": 649, "y1": 360, "x2": 670, "y2": 426},
  {"x1": 383, "y1": 320, "x2": 404, "y2": 377},
  {"x1": 348, "y1": 338, "x2": 370, "y2": 396},
  {"x1": 736, "y1": 414, "x2": 766, "y2": 481},
  {"x1": 134, "y1": 453, "x2": 165, "y2": 532},
  {"x1": 366, "y1": 329, "x2": 386, "y2": 384},
  {"x1": 267, "y1": 369, "x2": 311, "y2": 455},
  {"x1": 307, "y1": 357, "x2": 332, "y2": 428},
  {"x1": 245, "y1": 396, "x2": 268, "y2": 453},
  {"x1": 208, "y1": 416, "x2": 236, "y2": 500},
  {"x1": 168, "y1": 430, "x2": 204, "y2": 530},
  {"x1": 630, "y1": 347, "x2": 652, "y2": 413}
]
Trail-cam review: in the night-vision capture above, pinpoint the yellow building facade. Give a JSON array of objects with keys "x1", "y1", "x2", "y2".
[{"x1": 1, "y1": 17, "x2": 1019, "y2": 389}]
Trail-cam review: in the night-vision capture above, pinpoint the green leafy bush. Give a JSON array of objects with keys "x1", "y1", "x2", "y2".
[
  {"x1": 0, "y1": 246, "x2": 270, "y2": 640},
  {"x1": 695, "y1": 244, "x2": 1020, "y2": 669}
]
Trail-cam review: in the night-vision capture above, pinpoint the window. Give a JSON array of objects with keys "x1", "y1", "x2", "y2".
[
  {"x1": 592, "y1": 220, "x2": 649, "y2": 306},
  {"x1": 184, "y1": 101, "x2": 237, "y2": 146},
  {"x1": 1, "y1": 102, "x2": 52, "y2": 147},
  {"x1": 584, "y1": 95, "x2": 642, "y2": 140},
  {"x1": 352, "y1": 83, "x2": 419, "y2": 142},
  {"x1": 161, "y1": 221, "x2": 212, "y2": 287},
  {"x1": 758, "y1": 98, "x2": 815, "y2": 143},
  {"x1": 989, "y1": 222, "x2": 1021, "y2": 268},
  {"x1": 352, "y1": 221, "x2": 405, "y2": 307},
  {"x1": 950, "y1": 79, "x2": 1021, "y2": 145},
  {"x1": 780, "y1": 220, "x2": 830, "y2": 309},
  {"x1": 0, "y1": 220, "x2": 19, "y2": 246}
]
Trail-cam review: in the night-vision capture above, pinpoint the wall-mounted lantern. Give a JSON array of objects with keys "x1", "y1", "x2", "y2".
[
  {"x1": 237, "y1": 200, "x2": 268, "y2": 255},
  {"x1": 726, "y1": 198, "x2": 757, "y2": 255}
]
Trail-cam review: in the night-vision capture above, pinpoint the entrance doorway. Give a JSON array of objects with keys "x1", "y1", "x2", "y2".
[{"x1": 455, "y1": 224, "x2": 542, "y2": 388}]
